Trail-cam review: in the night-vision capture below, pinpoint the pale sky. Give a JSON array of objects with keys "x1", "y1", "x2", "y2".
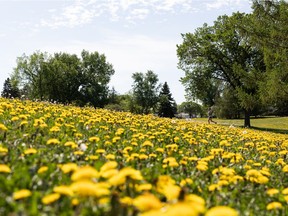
[{"x1": 0, "y1": 0, "x2": 253, "y2": 104}]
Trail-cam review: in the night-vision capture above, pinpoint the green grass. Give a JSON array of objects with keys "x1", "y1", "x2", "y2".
[{"x1": 191, "y1": 116, "x2": 288, "y2": 134}]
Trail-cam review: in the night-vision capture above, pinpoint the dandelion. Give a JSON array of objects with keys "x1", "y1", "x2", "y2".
[
  {"x1": 60, "y1": 163, "x2": 78, "y2": 174},
  {"x1": 89, "y1": 136, "x2": 100, "y2": 142},
  {"x1": 38, "y1": 166, "x2": 48, "y2": 174},
  {"x1": 71, "y1": 166, "x2": 99, "y2": 181},
  {"x1": 0, "y1": 146, "x2": 8, "y2": 154},
  {"x1": 100, "y1": 161, "x2": 118, "y2": 173},
  {"x1": 105, "y1": 154, "x2": 116, "y2": 160},
  {"x1": 133, "y1": 193, "x2": 162, "y2": 212},
  {"x1": 205, "y1": 206, "x2": 238, "y2": 216},
  {"x1": 42, "y1": 193, "x2": 61, "y2": 205},
  {"x1": 47, "y1": 138, "x2": 60, "y2": 145},
  {"x1": 282, "y1": 165, "x2": 288, "y2": 173},
  {"x1": 266, "y1": 188, "x2": 279, "y2": 196},
  {"x1": 282, "y1": 188, "x2": 288, "y2": 195},
  {"x1": 24, "y1": 148, "x2": 37, "y2": 155},
  {"x1": 0, "y1": 123, "x2": 8, "y2": 131},
  {"x1": 266, "y1": 202, "x2": 283, "y2": 210},
  {"x1": 0, "y1": 164, "x2": 11, "y2": 173},
  {"x1": 120, "y1": 196, "x2": 133, "y2": 206},
  {"x1": 96, "y1": 149, "x2": 106, "y2": 154},
  {"x1": 70, "y1": 180, "x2": 110, "y2": 197},
  {"x1": 53, "y1": 185, "x2": 73, "y2": 196},
  {"x1": 13, "y1": 189, "x2": 32, "y2": 200}
]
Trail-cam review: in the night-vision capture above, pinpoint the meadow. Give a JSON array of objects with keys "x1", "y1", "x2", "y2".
[{"x1": 0, "y1": 98, "x2": 287, "y2": 216}]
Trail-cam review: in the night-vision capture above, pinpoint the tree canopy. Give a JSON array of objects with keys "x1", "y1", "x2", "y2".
[
  {"x1": 177, "y1": 12, "x2": 266, "y2": 127},
  {"x1": 157, "y1": 82, "x2": 177, "y2": 118},
  {"x1": 11, "y1": 50, "x2": 115, "y2": 108},
  {"x1": 131, "y1": 70, "x2": 160, "y2": 114}
]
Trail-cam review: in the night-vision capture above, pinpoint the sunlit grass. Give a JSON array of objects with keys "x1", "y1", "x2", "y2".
[{"x1": 193, "y1": 117, "x2": 288, "y2": 134}]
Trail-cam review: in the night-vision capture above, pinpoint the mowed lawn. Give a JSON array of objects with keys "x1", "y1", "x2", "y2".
[{"x1": 191, "y1": 117, "x2": 288, "y2": 134}]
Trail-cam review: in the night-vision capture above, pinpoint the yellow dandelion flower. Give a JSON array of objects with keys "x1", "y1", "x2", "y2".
[
  {"x1": 42, "y1": 193, "x2": 61, "y2": 205},
  {"x1": 208, "y1": 184, "x2": 221, "y2": 192},
  {"x1": 100, "y1": 161, "x2": 118, "y2": 173},
  {"x1": 60, "y1": 163, "x2": 78, "y2": 174},
  {"x1": 53, "y1": 185, "x2": 73, "y2": 196},
  {"x1": 282, "y1": 165, "x2": 288, "y2": 173},
  {"x1": 38, "y1": 166, "x2": 48, "y2": 174},
  {"x1": 266, "y1": 188, "x2": 279, "y2": 196},
  {"x1": 0, "y1": 146, "x2": 8, "y2": 154},
  {"x1": 0, "y1": 164, "x2": 11, "y2": 173},
  {"x1": 105, "y1": 154, "x2": 116, "y2": 160},
  {"x1": 139, "y1": 154, "x2": 149, "y2": 160},
  {"x1": 71, "y1": 198, "x2": 79, "y2": 206},
  {"x1": 282, "y1": 188, "x2": 288, "y2": 195},
  {"x1": 71, "y1": 166, "x2": 99, "y2": 181},
  {"x1": 11, "y1": 116, "x2": 19, "y2": 121},
  {"x1": 165, "y1": 202, "x2": 203, "y2": 216},
  {"x1": 142, "y1": 140, "x2": 153, "y2": 147},
  {"x1": 47, "y1": 138, "x2": 60, "y2": 145},
  {"x1": 136, "y1": 183, "x2": 152, "y2": 192},
  {"x1": 64, "y1": 141, "x2": 77, "y2": 149},
  {"x1": 20, "y1": 120, "x2": 28, "y2": 126},
  {"x1": 120, "y1": 196, "x2": 133, "y2": 206},
  {"x1": 96, "y1": 149, "x2": 106, "y2": 154},
  {"x1": 24, "y1": 148, "x2": 37, "y2": 155},
  {"x1": 85, "y1": 155, "x2": 99, "y2": 160},
  {"x1": 0, "y1": 123, "x2": 8, "y2": 131},
  {"x1": 49, "y1": 126, "x2": 61, "y2": 132},
  {"x1": 70, "y1": 180, "x2": 110, "y2": 197},
  {"x1": 266, "y1": 202, "x2": 282, "y2": 210},
  {"x1": 205, "y1": 206, "x2": 238, "y2": 216},
  {"x1": 156, "y1": 148, "x2": 164, "y2": 153},
  {"x1": 13, "y1": 189, "x2": 32, "y2": 200},
  {"x1": 196, "y1": 164, "x2": 208, "y2": 171},
  {"x1": 74, "y1": 151, "x2": 84, "y2": 155},
  {"x1": 133, "y1": 193, "x2": 162, "y2": 212}
]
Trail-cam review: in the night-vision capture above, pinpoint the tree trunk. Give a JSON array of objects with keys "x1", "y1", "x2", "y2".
[{"x1": 244, "y1": 109, "x2": 251, "y2": 128}]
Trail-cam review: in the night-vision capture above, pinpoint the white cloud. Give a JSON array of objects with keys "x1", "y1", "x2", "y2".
[
  {"x1": 205, "y1": 0, "x2": 250, "y2": 10},
  {"x1": 0, "y1": 33, "x2": 6, "y2": 38},
  {"x1": 39, "y1": 0, "x2": 204, "y2": 29}
]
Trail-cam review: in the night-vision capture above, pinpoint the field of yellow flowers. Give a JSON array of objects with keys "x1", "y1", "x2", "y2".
[{"x1": 0, "y1": 98, "x2": 287, "y2": 216}]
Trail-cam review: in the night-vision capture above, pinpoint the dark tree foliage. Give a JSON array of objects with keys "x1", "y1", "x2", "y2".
[
  {"x1": 177, "y1": 12, "x2": 265, "y2": 127},
  {"x1": 178, "y1": 101, "x2": 203, "y2": 118},
  {"x1": 157, "y1": 82, "x2": 177, "y2": 118},
  {"x1": 12, "y1": 50, "x2": 114, "y2": 108},
  {"x1": 132, "y1": 70, "x2": 160, "y2": 114},
  {"x1": 250, "y1": 0, "x2": 288, "y2": 109},
  {"x1": 1, "y1": 78, "x2": 20, "y2": 99}
]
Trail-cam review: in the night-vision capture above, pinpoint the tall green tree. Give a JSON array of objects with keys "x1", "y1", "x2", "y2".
[
  {"x1": 250, "y1": 0, "x2": 288, "y2": 108},
  {"x1": 1, "y1": 78, "x2": 20, "y2": 98},
  {"x1": 12, "y1": 50, "x2": 115, "y2": 108},
  {"x1": 178, "y1": 101, "x2": 203, "y2": 118},
  {"x1": 157, "y1": 82, "x2": 177, "y2": 118},
  {"x1": 177, "y1": 12, "x2": 265, "y2": 127},
  {"x1": 131, "y1": 70, "x2": 160, "y2": 114},
  {"x1": 45, "y1": 52, "x2": 82, "y2": 103},
  {"x1": 79, "y1": 50, "x2": 115, "y2": 108},
  {"x1": 14, "y1": 51, "x2": 50, "y2": 100}
]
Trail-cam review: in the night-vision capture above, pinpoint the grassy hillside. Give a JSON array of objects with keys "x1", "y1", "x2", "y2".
[{"x1": 0, "y1": 98, "x2": 288, "y2": 215}]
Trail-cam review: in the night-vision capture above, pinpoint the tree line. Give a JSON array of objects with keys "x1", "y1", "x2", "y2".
[
  {"x1": 1, "y1": 51, "x2": 178, "y2": 118},
  {"x1": 1, "y1": 0, "x2": 287, "y2": 126}
]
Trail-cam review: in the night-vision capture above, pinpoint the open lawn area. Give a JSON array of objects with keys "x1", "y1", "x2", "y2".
[{"x1": 192, "y1": 117, "x2": 288, "y2": 134}]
